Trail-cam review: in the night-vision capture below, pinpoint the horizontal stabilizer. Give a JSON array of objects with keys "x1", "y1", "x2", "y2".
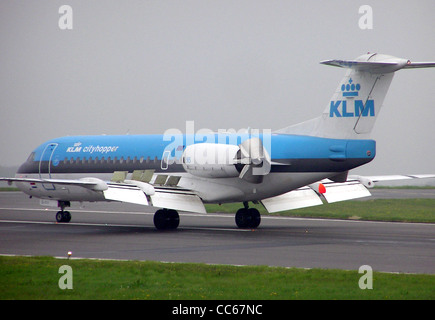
[
  {"x1": 403, "y1": 62, "x2": 435, "y2": 69},
  {"x1": 321, "y1": 54, "x2": 435, "y2": 74},
  {"x1": 321, "y1": 59, "x2": 400, "y2": 72}
]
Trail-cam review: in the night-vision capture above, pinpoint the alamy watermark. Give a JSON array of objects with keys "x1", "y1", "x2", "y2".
[
  {"x1": 359, "y1": 5, "x2": 373, "y2": 30},
  {"x1": 58, "y1": 265, "x2": 73, "y2": 290},
  {"x1": 58, "y1": 5, "x2": 73, "y2": 30},
  {"x1": 161, "y1": 121, "x2": 272, "y2": 176},
  {"x1": 358, "y1": 265, "x2": 373, "y2": 289}
]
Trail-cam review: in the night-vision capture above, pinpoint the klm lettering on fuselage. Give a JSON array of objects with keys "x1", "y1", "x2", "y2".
[
  {"x1": 329, "y1": 99, "x2": 375, "y2": 118},
  {"x1": 329, "y1": 78, "x2": 375, "y2": 118}
]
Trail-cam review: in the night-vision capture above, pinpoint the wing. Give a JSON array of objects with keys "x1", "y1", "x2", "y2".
[
  {"x1": 1, "y1": 172, "x2": 206, "y2": 214},
  {"x1": 0, "y1": 177, "x2": 106, "y2": 189},
  {"x1": 261, "y1": 174, "x2": 435, "y2": 213},
  {"x1": 350, "y1": 174, "x2": 435, "y2": 185},
  {"x1": 102, "y1": 183, "x2": 206, "y2": 213},
  {"x1": 261, "y1": 179, "x2": 370, "y2": 213}
]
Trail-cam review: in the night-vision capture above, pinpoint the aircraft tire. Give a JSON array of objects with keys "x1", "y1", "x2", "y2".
[
  {"x1": 235, "y1": 208, "x2": 261, "y2": 229},
  {"x1": 166, "y1": 209, "x2": 180, "y2": 229},
  {"x1": 63, "y1": 211, "x2": 72, "y2": 222},
  {"x1": 247, "y1": 208, "x2": 261, "y2": 228},
  {"x1": 154, "y1": 209, "x2": 179, "y2": 230},
  {"x1": 56, "y1": 211, "x2": 63, "y2": 223},
  {"x1": 154, "y1": 209, "x2": 167, "y2": 230},
  {"x1": 56, "y1": 211, "x2": 71, "y2": 223}
]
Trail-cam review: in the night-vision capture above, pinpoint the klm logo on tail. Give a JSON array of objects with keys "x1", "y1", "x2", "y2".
[{"x1": 329, "y1": 78, "x2": 375, "y2": 118}]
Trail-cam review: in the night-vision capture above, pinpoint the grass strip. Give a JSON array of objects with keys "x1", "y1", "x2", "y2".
[
  {"x1": 0, "y1": 256, "x2": 434, "y2": 300},
  {"x1": 205, "y1": 199, "x2": 435, "y2": 223}
]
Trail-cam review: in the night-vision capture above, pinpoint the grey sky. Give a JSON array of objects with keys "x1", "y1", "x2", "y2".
[{"x1": 0, "y1": 0, "x2": 434, "y2": 177}]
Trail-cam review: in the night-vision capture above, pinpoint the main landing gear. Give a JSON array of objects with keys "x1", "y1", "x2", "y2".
[
  {"x1": 153, "y1": 208, "x2": 180, "y2": 230},
  {"x1": 235, "y1": 202, "x2": 261, "y2": 229},
  {"x1": 153, "y1": 202, "x2": 261, "y2": 230},
  {"x1": 55, "y1": 201, "x2": 71, "y2": 223},
  {"x1": 52, "y1": 200, "x2": 259, "y2": 230}
]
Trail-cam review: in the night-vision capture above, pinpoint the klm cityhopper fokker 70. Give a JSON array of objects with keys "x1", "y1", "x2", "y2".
[{"x1": 2, "y1": 53, "x2": 435, "y2": 230}]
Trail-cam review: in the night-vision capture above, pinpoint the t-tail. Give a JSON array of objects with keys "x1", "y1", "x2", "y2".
[{"x1": 277, "y1": 53, "x2": 435, "y2": 139}]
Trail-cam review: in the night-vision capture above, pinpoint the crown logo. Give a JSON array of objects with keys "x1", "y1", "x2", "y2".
[{"x1": 341, "y1": 78, "x2": 361, "y2": 97}]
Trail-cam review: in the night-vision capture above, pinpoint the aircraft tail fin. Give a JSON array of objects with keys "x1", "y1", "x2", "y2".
[{"x1": 276, "y1": 53, "x2": 435, "y2": 139}]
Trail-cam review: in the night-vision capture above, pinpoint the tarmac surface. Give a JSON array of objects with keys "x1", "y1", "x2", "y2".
[{"x1": 0, "y1": 190, "x2": 434, "y2": 274}]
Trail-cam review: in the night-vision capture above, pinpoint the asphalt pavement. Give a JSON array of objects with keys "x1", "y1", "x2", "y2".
[{"x1": 1, "y1": 190, "x2": 434, "y2": 274}]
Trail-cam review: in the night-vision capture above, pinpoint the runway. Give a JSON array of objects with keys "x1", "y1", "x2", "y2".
[{"x1": 1, "y1": 191, "x2": 434, "y2": 274}]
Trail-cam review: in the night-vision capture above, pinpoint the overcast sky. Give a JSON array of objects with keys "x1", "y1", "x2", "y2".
[{"x1": 0, "y1": 0, "x2": 434, "y2": 177}]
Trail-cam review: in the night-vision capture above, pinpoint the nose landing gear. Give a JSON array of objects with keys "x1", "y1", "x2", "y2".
[{"x1": 55, "y1": 201, "x2": 71, "y2": 223}]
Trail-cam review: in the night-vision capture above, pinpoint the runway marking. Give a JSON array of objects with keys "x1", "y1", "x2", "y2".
[
  {"x1": 1, "y1": 207, "x2": 435, "y2": 227},
  {"x1": 0, "y1": 219, "x2": 251, "y2": 232},
  {"x1": 0, "y1": 219, "x2": 145, "y2": 228}
]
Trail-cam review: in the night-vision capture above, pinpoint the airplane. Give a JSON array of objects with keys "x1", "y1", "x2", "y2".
[{"x1": 2, "y1": 53, "x2": 435, "y2": 230}]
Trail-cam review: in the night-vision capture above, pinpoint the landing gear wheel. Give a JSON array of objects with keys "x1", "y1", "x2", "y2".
[
  {"x1": 235, "y1": 208, "x2": 249, "y2": 228},
  {"x1": 235, "y1": 208, "x2": 261, "y2": 229},
  {"x1": 55, "y1": 211, "x2": 71, "y2": 223},
  {"x1": 247, "y1": 208, "x2": 261, "y2": 229},
  {"x1": 154, "y1": 209, "x2": 180, "y2": 230},
  {"x1": 153, "y1": 209, "x2": 166, "y2": 230},
  {"x1": 166, "y1": 209, "x2": 180, "y2": 230},
  {"x1": 63, "y1": 211, "x2": 71, "y2": 223},
  {"x1": 56, "y1": 211, "x2": 63, "y2": 223},
  {"x1": 55, "y1": 201, "x2": 71, "y2": 223}
]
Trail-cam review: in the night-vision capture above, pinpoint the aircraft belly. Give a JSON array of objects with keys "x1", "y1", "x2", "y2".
[
  {"x1": 15, "y1": 170, "x2": 336, "y2": 204},
  {"x1": 180, "y1": 172, "x2": 333, "y2": 203}
]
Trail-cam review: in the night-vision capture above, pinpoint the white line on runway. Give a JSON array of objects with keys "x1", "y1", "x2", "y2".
[
  {"x1": 0, "y1": 219, "x2": 252, "y2": 232},
  {"x1": 1, "y1": 207, "x2": 435, "y2": 226}
]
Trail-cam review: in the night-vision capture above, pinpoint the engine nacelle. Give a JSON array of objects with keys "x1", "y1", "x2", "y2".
[{"x1": 182, "y1": 143, "x2": 240, "y2": 178}]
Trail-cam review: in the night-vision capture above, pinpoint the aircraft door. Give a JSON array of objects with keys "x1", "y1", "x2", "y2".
[{"x1": 39, "y1": 143, "x2": 58, "y2": 190}]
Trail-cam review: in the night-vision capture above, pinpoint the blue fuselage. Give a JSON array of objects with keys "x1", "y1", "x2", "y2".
[{"x1": 16, "y1": 133, "x2": 375, "y2": 203}]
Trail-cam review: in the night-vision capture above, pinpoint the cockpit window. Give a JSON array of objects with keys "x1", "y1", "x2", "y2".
[{"x1": 27, "y1": 152, "x2": 35, "y2": 162}]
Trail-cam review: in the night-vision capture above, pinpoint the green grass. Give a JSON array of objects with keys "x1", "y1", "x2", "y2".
[
  {"x1": 1, "y1": 195, "x2": 434, "y2": 300},
  {"x1": 0, "y1": 187, "x2": 20, "y2": 192},
  {"x1": 206, "y1": 199, "x2": 435, "y2": 223},
  {"x1": 373, "y1": 185, "x2": 435, "y2": 189},
  {"x1": 0, "y1": 256, "x2": 434, "y2": 300}
]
